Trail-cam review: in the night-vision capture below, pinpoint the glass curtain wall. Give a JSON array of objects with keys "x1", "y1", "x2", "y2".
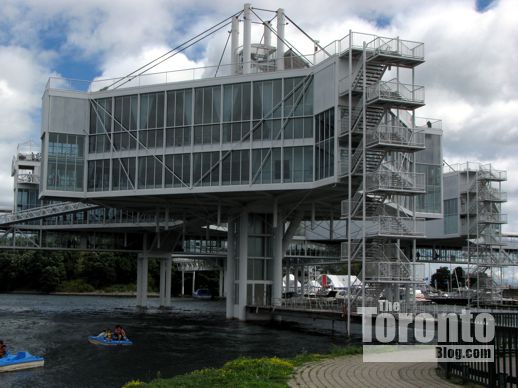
[
  {"x1": 47, "y1": 133, "x2": 85, "y2": 191},
  {"x1": 85, "y1": 75, "x2": 316, "y2": 192}
]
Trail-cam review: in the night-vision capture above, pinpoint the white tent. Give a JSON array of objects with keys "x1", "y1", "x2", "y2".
[
  {"x1": 282, "y1": 274, "x2": 301, "y2": 292},
  {"x1": 318, "y1": 274, "x2": 362, "y2": 290}
]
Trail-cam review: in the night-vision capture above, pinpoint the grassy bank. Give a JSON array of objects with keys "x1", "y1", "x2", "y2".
[{"x1": 122, "y1": 345, "x2": 362, "y2": 388}]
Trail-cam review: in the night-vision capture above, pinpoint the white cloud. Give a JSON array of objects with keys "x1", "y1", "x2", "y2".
[{"x1": 1, "y1": 0, "x2": 518, "y2": 238}]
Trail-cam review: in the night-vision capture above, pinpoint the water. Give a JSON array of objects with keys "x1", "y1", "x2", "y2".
[{"x1": 0, "y1": 294, "x2": 348, "y2": 388}]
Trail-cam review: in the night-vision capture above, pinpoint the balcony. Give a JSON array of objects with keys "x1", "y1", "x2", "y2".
[
  {"x1": 478, "y1": 213, "x2": 507, "y2": 224},
  {"x1": 17, "y1": 174, "x2": 40, "y2": 185},
  {"x1": 364, "y1": 261, "x2": 425, "y2": 283},
  {"x1": 366, "y1": 80, "x2": 425, "y2": 108},
  {"x1": 477, "y1": 167, "x2": 507, "y2": 182},
  {"x1": 479, "y1": 190, "x2": 507, "y2": 202},
  {"x1": 366, "y1": 171, "x2": 425, "y2": 194},
  {"x1": 366, "y1": 124, "x2": 425, "y2": 151},
  {"x1": 367, "y1": 216, "x2": 426, "y2": 238}
]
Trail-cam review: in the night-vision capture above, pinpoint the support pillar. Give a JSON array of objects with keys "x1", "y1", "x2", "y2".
[
  {"x1": 231, "y1": 15, "x2": 240, "y2": 75},
  {"x1": 238, "y1": 209, "x2": 248, "y2": 320},
  {"x1": 192, "y1": 271, "x2": 196, "y2": 295},
  {"x1": 181, "y1": 270, "x2": 185, "y2": 296},
  {"x1": 243, "y1": 3, "x2": 252, "y2": 74},
  {"x1": 136, "y1": 255, "x2": 149, "y2": 307},
  {"x1": 272, "y1": 220, "x2": 284, "y2": 305},
  {"x1": 294, "y1": 262, "x2": 300, "y2": 295},
  {"x1": 226, "y1": 220, "x2": 236, "y2": 319},
  {"x1": 219, "y1": 268, "x2": 224, "y2": 297},
  {"x1": 159, "y1": 257, "x2": 172, "y2": 308},
  {"x1": 276, "y1": 8, "x2": 285, "y2": 71}
]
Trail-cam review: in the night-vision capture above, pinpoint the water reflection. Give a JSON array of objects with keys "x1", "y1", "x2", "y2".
[{"x1": 0, "y1": 294, "x2": 350, "y2": 388}]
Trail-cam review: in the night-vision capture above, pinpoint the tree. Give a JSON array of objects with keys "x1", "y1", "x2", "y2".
[{"x1": 430, "y1": 267, "x2": 451, "y2": 291}]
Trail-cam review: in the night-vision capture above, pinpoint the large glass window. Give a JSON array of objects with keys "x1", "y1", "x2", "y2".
[
  {"x1": 283, "y1": 146, "x2": 313, "y2": 183},
  {"x1": 164, "y1": 153, "x2": 191, "y2": 188},
  {"x1": 416, "y1": 164, "x2": 441, "y2": 213},
  {"x1": 113, "y1": 95, "x2": 138, "y2": 151},
  {"x1": 252, "y1": 148, "x2": 282, "y2": 184},
  {"x1": 140, "y1": 92, "x2": 164, "y2": 129},
  {"x1": 111, "y1": 157, "x2": 136, "y2": 190},
  {"x1": 137, "y1": 156, "x2": 163, "y2": 189},
  {"x1": 87, "y1": 159, "x2": 110, "y2": 192},
  {"x1": 315, "y1": 108, "x2": 334, "y2": 180},
  {"x1": 223, "y1": 83, "x2": 251, "y2": 143},
  {"x1": 47, "y1": 133, "x2": 85, "y2": 191},
  {"x1": 222, "y1": 150, "x2": 249, "y2": 185},
  {"x1": 444, "y1": 198, "x2": 458, "y2": 234},
  {"x1": 194, "y1": 86, "x2": 221, "y2": 125},
  {"x1": 192, "y1": 152, "x2": 220, "y2": 187}
]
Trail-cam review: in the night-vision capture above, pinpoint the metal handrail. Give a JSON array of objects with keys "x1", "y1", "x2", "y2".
[{"x1": 365, "y1": 171, "x2": 425, "y2": 192}]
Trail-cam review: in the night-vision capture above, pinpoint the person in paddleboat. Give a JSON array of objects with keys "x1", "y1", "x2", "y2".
[
  {"x1": 97, "y1": 329, "x2": 113, "y2": 340},
  {"x1": 114, "y1": 325, "x2": 127, "y2": 340},
  {"x1": 0, "y1": 340, "x2": 6, "y2": 358}
]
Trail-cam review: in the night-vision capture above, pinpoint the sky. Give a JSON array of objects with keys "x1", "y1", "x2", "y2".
[{"x1": 0, "y1": 0, "x2": 517, "y2": 230}]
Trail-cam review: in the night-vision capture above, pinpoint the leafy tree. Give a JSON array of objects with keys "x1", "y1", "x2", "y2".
[{"x1": 430, "y1": 267, "x2": 451, "y2": 291}]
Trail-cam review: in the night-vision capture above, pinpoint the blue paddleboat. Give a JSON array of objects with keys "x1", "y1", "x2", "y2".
[
  {"x1": 0, "y1": 352, "x2": 45, "y2": 373},
  {"x1": 88, "y1": 335, "x2": 133, "y2": 346}
]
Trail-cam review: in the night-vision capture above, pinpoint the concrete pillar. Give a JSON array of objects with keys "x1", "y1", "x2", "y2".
[
  {"x1": 219, "y1": 269, "x2": 224, "y2": 297},
  {"x1": 231, "y1": 16, "x2": 240, "y2": 75},
  {"x1": 264, "y1": 21, "x2": 272, "y2": 47},
  {"x1": 181, "y1": 270, "x2": 185, "y2": 296},
  {"x1": 226, "y1": 221, "x2": 236, "y2": 319},
  {"x1": 294, "y1": 262, "x2": 299, "y2": 295},
  {"x1": 243, "y1": 3, "x2": 252, "y2": 74},
  {"x1": 159, "y1": 258, "x2": 166, "y2": 306},
  {"x1": 301, "y1": 265, "x2": 305, "y2": 296},
  {"x1": 238, "y1": 209, "x2": 248, "y2": 320},
  {"x1": 165, "y1": 257, "x2": 172, "y2": 306},
  {"x1": 272, "y1": 221, "x2": 284, "y2": 305},
  {"x1": 276, "y1": 8, "x2": 285, "y2": 71},
  {"x1": 136, "y1": 255, "x2": 148, "y2": 307}
]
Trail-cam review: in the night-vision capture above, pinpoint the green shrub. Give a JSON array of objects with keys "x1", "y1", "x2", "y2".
[{"x1": 57, "y1": 279, "x2": 95, "y2": 293}]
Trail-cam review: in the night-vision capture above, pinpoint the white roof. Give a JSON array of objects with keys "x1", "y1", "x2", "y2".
[{"x1": 319, "y1": 274, "x2": 362, "y2": 287}]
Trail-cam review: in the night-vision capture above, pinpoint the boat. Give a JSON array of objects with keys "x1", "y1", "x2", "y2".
[
  {"x1": 0, "y1": 352, "x2": 45, "y2": 373},
  {"x1": 192, "y1": 288, "x2": 212, "y2": 300},
  {"x1": 88, "y1": 335, "x2": 133, "y2": 346}
]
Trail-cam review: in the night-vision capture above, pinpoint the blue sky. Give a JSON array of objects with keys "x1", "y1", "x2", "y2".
[{"x1": 0, "y1": 0, "x2": 517, "y2": 232}]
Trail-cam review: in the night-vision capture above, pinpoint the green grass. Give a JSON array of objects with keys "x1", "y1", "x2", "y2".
[{"x1": 122, "y1": 345, "x2": 362, "y2": 388}]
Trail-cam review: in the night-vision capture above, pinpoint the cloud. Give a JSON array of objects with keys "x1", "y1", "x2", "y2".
[{"x1": 1, "y1": 0, "x2": 518, "y2": 239}]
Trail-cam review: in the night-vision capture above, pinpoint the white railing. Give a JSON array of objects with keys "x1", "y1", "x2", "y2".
[
  {"x1": 366, "y1": 171, "x2": 425, "y2": 193},
  {"x1": 0, "y1": 202, "x2": 100, "y2": 225},
  {"x1": 367, "y1": 124, "x2": 425, "y2": 148},
  {"x1": 478, "y1": 213, "x2": 507, "y2": 224},
  {"x1": 366, "y1": 79, "x2": 425, "y2": 104},
  {"x1": 45, "y1": 57, "x2": 314, "y2": 93},
  {"x1": 479, "y1": 189, "x2": 507, "y2": 202},
  {"x1": 17, "y1": 174, "x2": 40, "y2": 184},
  {"x1": 364, "y1": 261, "x2": 425, "y2": 282},
  {"x1": 367, "y1": 216, "x2": 426, "y2": 237},
  {"x1": 366, "y1": 36, "x2": 425, "y2": 59}
]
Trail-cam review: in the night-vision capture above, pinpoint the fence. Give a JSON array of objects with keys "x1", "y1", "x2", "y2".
[{"x1": 440, "y1": 313, "x2": 518, "y2": 387}]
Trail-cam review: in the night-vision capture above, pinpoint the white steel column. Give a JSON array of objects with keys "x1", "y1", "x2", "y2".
[
  {"x1": 159, "y1": 258, "x2": 166, "y2": 306},
  {"x1": 264, "y1": 21, "x2": 271, "y2": 47},
  {"x1": 181, "y1": 270, "x2": 185, "y2": 296},
  {"x1": 192, "y1": 271, "x2": 196, "y2": 294},
  {"x1": 231, "y1": 15, "x2": 240, "y2": 75},
  {"x1": 294, "y1": 262, "x2": 299, "y2": 295},
  {"x1": 136, "y1": 255, "x2": 148, "y2": 307},
  {"x1": 238, "y1": 209, "x2": 249, "y2": 320},
  {"x1": 243, "y1": 4, "x2": 252, "y2": 74},
  {"x1": 219, "y1": 268, "x2": 224, "y2": 297},
  {"x1": 272, "y1": 219, "x2": 284, "y2": 305},
  {"x1": 226, "y1": 220, "x2": 236, "y2": 319},
  {"x1": 165, "y1": 257, "x2": 172, "y2": 306},
  {"x1": 276, "y1": 8, "x2": 285, "y2": 71}
]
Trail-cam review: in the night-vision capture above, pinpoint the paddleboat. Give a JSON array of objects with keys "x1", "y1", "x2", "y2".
[
  {"x1": 0, "y1": 352, "x2": 44, "y2": 373},
  {"x1": 88, "y1": 335, "x2": 133, "y2": 346}
]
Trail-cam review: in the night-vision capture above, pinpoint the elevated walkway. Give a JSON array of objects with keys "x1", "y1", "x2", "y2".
[{"x1": 0, "y1": 202, "x2": 100, "y2": 226}]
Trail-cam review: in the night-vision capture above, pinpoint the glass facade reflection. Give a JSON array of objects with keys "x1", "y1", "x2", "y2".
[
  {"x1": 47, "y1": 133, "x2": 84, "y2": 191},
  {"x1": 84, "y1": 76, "x2": 316, "y2": 192}
]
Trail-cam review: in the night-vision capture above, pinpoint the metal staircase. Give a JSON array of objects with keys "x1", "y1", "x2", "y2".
[
  {"x1": 339, "y1": 33, "x2": 426, "y2": 311},
  {"x1": 0, "y1": 202, "x2": 100, "y2": 226}
]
